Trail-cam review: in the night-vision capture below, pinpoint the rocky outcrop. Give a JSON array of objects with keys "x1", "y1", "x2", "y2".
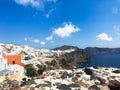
[
  {"x1": 88, "y1": 85, "x2": 100, "y2": 90},
  {"x1": 0, "y1": 78, "x2": 20, "y2": 89},
  {"x1": 84, "y1": 68, "x2": 94, "y2": 75},
  {"x1": 108, "y1": 80, "x2": 120, "y2": 90},
  {"x1": 57, "y1": 84, "x2": 72, "y2": 90},
  {"x1": 54, "y1": 50, "x2": 91, "y2": 69},
  {"x1": 3, "y1": 67, "x2": 118, "y2": 90},
  {"x1": 112, "y1": 69, "x2": 120, "y2": 74}
]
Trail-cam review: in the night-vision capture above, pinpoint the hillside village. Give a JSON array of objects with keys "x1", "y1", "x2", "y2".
[
  {"x1": 0, "y1": 44, "x2": 120, "y2": 90},
  {"x1": 0, "y1": 43, "x2": 77, "y2": 82}
]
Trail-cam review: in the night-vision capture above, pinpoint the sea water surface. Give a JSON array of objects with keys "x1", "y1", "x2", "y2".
[{"x1": 80, "y1": 54, "x2": 120, "y2": 68}]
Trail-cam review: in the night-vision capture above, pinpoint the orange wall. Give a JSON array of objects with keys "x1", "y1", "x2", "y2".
[{"x1": 3, "y1": 53, "x2": 25, "y2": 67}]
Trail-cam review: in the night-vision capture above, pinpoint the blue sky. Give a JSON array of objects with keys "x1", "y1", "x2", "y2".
[{"x1": 0, "y1": 0, "x2": 120, "y2": 48}]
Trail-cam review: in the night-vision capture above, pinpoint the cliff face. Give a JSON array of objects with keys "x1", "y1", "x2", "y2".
[
  {"x1": 54, "y1": 49, "x2": 91, "y2": 69},
  {"x1": 85, "y1": 47, "x2": 120, "y2": 55}
]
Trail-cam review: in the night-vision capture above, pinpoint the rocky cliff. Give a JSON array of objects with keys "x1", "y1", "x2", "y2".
[{"x1": 53, "y1": 46, "x2": 91, "y2": 69}]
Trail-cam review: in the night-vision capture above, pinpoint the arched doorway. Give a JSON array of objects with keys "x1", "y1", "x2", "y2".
[{"x1": 12, "y1": 61, "x2": 15, "y2": 64}]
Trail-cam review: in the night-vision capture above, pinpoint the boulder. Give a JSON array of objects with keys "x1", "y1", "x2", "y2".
[
  {"x1": 96, "y1": 77, "x2": 106, "y2": 85},
  {"x1": 61, "y1": 71, "x2": 68, "y2": 79},
  {"x1": 68, "y1": 73, "x2": 74, "y2": 78},
  {"x1": 93, "y1": 66, "x2": 99, "y2": 69},
  {"x1": 108, "y1": 80, "x2": 120, "y2": 90},
  {"x1": 112, "y1": 70, "x2": 120, "y2": 74},
  {"x1": 84, "y1": 68, "x2": 94, "y2": 75},
  {"x1": 88, "y1": 85, "x2": 100, "y2": 90},
  {"x1": 30, "y1": 87, "x2": 35, "y2": 90},
  {"x1": 68, "y1": 83, "x2": 80, "y2": 88},
  {"x1": 57, "y1": 84, "x2": 72, "y2": 90},
  {"x1": 98, "y1": 85, "x2": 110, "y2": 90}
]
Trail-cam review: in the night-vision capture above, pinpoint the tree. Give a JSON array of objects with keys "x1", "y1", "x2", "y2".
[
  {"x1": 51, "y1": 60, "x2": 57, "y2": 66},
  {"x1": 37, "y1": 64, "x2": 46, "y2": 75},
  {"x1": 25, "y1": 64, "x2": 38, "y2": 77}
]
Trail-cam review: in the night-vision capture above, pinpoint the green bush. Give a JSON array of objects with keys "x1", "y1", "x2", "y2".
[
  {"x1": 37, "y1": 64, "x2": 46, "y2": 75},
  {"x1": 25, "y1": 64, "x2": 38, "y2": 77}
]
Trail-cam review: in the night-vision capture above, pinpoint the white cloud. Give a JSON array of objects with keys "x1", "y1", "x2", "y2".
[
  {"x1": 96, "y1": 33, "x2": 113, "y2": 41},
  {"x1": 53, "y1": 22, "x2": 80, "y2": 38},
  {"x1": 112, "y1": 7, "x2": 118, "y2": 14},
  {"x1": 44, "y1": 0, "x2": 57, "y2": 3},
  {"x1": 113, "y1": 25, "x2": 120, "y2": 35},
  {"x1": 45, "y1": 8, "x2": 55, "y2": 18},
  {"x1": 40, "y1": 41, "x2": 46, "y2": 45},
  {"x1": 24, "y1": 37, "x2": 28, "y2": 41},
  {"x1": 14, "y1": 0, "x2": 43, "y2": 8},
  {"x1": 33, "y1": 39, "x2": 40, "y2": 43},
  {"x1": 24, "y1": 37, "x2": 41, "y2": 43},
  {"x1": 46, "y1": 35, "x2": 53, "y2": 41},
  {"x1": 14, "y1": 0, "x2": 57, "y2": 9}
]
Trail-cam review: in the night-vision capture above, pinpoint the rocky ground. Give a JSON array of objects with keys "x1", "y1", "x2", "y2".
[{"x1": 0, "y1": 67, "x2": 120, "y2": 90}]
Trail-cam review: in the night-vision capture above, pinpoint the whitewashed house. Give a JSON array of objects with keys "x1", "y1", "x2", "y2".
[{"x1": 0, "y1": 49, "x2": 9, "y2": 71}]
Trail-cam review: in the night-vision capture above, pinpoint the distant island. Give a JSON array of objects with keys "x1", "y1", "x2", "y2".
[
  {"x1": 53, "y1": 45, "x2": 120, "y2": 55},
  {"x1": 84, "y1": 47, "x2": 120, "y2": 55},
  {"x1": 52, "y1": 45, "x2": 80, "y2": 51}
]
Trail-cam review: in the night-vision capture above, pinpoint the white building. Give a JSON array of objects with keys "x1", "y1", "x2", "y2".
[
  {"x1": 9, "y1": 64, "x2": 26, "y2": 77},
  {"x1": 0, "y1": 49, "x2": 9, "y2": 71}
]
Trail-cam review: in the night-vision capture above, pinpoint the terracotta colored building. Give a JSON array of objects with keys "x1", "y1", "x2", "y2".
[{"x1": 2, "y1": 53, "x2": 25, "y2": 67}]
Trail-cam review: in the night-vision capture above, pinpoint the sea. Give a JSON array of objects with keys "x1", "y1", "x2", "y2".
[{"x1": 79, "y1": 54, "x2": 120, "y2": 68}]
